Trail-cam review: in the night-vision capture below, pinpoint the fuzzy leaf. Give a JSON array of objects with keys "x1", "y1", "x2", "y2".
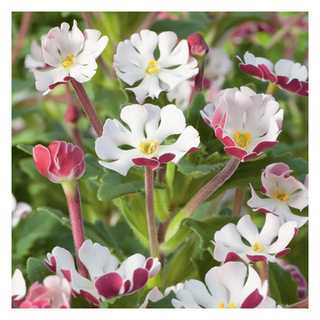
[
  {"x1": 98, "y1": 167, "x2": 165, "y2": 201},
  {"x1": 268, "y1": 262, "x2": 299, "y2": 306},
  {"x1": 26, "y1": 257, "x2": 52, "y2": 284},
  {"x1": 146, "y1": 291, "x2": 176, "y2": 308}
]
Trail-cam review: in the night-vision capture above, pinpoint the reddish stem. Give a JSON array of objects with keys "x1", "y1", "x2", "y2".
[{"x1": 62, "y1": 181, "x2": 89, "y2": 279}]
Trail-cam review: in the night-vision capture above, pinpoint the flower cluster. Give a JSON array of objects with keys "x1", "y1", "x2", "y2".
[{"x1": 13, "y1": 14, "x2": 308, "y2": 310}]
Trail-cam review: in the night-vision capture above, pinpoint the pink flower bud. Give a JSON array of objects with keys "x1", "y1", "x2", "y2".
[
  {"x1": 64, "y1": 104, "x2": 81, "y2": 123},
  {"x1": 187, "y1": 33, "x2": 209, "y2": 58},
  {"x1": 33, "y1": 141, "x2": 85, "y2": 183}
]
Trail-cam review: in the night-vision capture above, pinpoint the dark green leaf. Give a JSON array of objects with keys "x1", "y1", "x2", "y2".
[
  {"x1": 146, "y1": 291, "x2": 176, "y2": 308},
  {"x1": 81, "y1": 153, "x2": 105, "y2": 180},
  {"x1": 98, "y1": 168, "x2": 165, "y2": 201},
  {"x1": 269, "y1": 262, "x2": 299, "y2": 306},
  {"x1": 104, "y1": 291, "x2": 141, "y2": 308},
  {"x1": 26, "y1": 257, "x2": 52, "y2": 284}
]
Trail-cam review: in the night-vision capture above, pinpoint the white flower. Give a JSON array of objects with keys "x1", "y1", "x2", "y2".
[
  {"x1": 33, "y1": 20, "x2": 108, "y2": 94},
  {"x1": 247, "y1": 162, "x2": 308, "y2": 227},
  {"x1": 212, "y1": 214, "x2": 298, "y2": 264},
  {"x1": 95, "y1": 104, "x2": 200, "y2": 176},
  {"x1": 45, "y1": 239, "x2": 161, "y2": 306},
  {"x1": 12, "y1": 194, "x2": 32, "y2": 227},
  {"x1": 200, "y1": 87, "x2": 283, "y2": 162},
  {"x1": 171, "y1": 261, "x2": 276, "y2": 308},
  {"x1": 114, "y1": 29, "x2": 198, "y2": 104}
]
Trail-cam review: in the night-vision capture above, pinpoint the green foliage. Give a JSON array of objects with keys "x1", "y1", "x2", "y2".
[{"x1": 12, "y1": 11, "x2": 308, "y2": 309}]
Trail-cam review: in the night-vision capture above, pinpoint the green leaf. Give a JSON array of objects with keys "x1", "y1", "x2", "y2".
[
  {"x1": 269, "y1": 262, "x2": 299, "y2": 306},
  {"x1": 164, "y1": 238, "x2": 197, "y2": 285},
  {"x1": 103, "y1": 291, "x2": 141, "y2": 308},
  {"x1": 146, "y1": 291, "x2": 176, "y2": 308},
  {"x1": 154, "y1": 188, "x2": 170, "y2": 221},
  {"x1": 113, "y1": 195, "x2": 150, "y2": 249},
  {"x1": 14, "y1": 211, "x2": 57, "y2": 257},
  {"x1": 26, "y1": 257, "x2": 52, "y2": 284},
  {"x1": 16, "y1": 144, "x2": 33, "y2": 155},
  {"x1": 98, "y1": 167, "x2": 165, "y2": 201},
  {"x1": 81, "y1": 153, "x2": 105, "y2": 180}
]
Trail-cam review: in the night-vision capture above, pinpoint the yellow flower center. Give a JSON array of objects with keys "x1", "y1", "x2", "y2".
[
  {"x1": 274, "y1": 189, "x2": 289, "y2": 201},
  {"x1": 252, "y1": 242, "x2": 264, "y2": 252},
  {"x1": 62, "y1": 54, "x2": 75, "y2": 67},
  {"x1": 234, "y1": 130, "x2": 251, "y2": 148},
  {"x1": 146, "y1": 60, "x2": 160, "y2": 74},
  {"x1": 139, "y1": 139, "x2": 158, "y2": 155},
  {"x1": 218, "y1": 302, "x2": 235, "y2": 308}
]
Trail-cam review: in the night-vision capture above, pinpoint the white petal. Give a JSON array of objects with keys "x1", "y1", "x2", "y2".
[
  {"x1": 268, "y1": 221, "x2": 297, "y2": 253},
  {"x1": 259, "y1": 213, "x2": 281, "y2": 245},
  {"x1": 12, "y1": 269, "x2": 26, "y2": 300},
  {"x1": 184, "y1": 279, "x2": 215, "y2": 308},
  {"x1": 236, "y1": 215, "x2": 260, "y2": 245},
  {"x1": 218, "y1": 262, "x2": 247, "y2": 302},
  {"x1": 152, "y1": 104, "x2": 186, "y2": 144},
  {"x1": 78, "y1": 240, "x2": 117, "y2": 280},
  {"x1": 173, "y1": 289, "x2": 201, "y2": 308},
  {"x1": 120, "y1": 104, "x2": 148, "y2": 139}
]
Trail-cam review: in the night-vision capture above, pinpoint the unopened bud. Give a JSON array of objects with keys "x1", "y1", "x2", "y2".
[
  {"x1": 64, "y1": 105, "x2": 81, "y2": 123},
  {"x1": 187, "y1": 33, "x2": 209, "y2": 58}
]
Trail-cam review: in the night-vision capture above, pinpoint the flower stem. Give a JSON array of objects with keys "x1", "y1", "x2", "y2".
[
  {"x1": 182, "y1": 157, "x2": 241, "y2": 218},
  {"x1": 145, "y1": 166, "x2": 159, "y2": 258},
  {"x1": 61, "y1": 181, "x2": 89, "y2": 279},
  {"x1": 255, "y1": 261, "x2": 270, "y2": 296},
  {"x1": 232, "y1": 188, "x2": 244, "y2": 216},
  {"x1": 69, "y1": 78, "x2": 103, "y2": 137},
  {"x1": 266, "y1": 82, "x2": 279, "y2": 96},
  {"x1": 12, "y1": 12, "x2": 32, "y2": 65}
]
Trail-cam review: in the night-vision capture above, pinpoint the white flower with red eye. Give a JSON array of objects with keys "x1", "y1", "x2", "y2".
[
  {"x1": 95, "y1": 103, "x2": 200, "y2": 176},
  {"x1": 113, "y1": 29, "x2": 198, "y2": 104},
  {"x1": 200, "y1": 86, "x2": 283, "y2": 162},
  {"x1": 247, "y1": 162, "x2": 308, "y2": 228},
  {"x1": 171, "y1": 261, "x2": 278, "y2": 308},
  {"x1": 33, "y1": 20, "x2": 108, "y2": 94},
  {"x1": 237, "y1": 52, "x2": 308, "y2": 96},
  {"x1": 45, "y1": 239, "x2": 161, "y2": 306},
  {"x1": 212, "y1": 214, "x2": 298, "y2": 264}
]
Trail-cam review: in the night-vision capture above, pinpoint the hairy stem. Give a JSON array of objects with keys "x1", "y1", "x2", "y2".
[
  {"x1": 182, "y1": 157, "x2": 241, "y2": 218},
  {"x1": 69, "y1": 78, "x2": 103, "y2": 137},
  {"x1": 232, "y1": 188, "x2": 244, "y2": 216},
  {"x1": 145, "y1": 166, "x2": 159, "y2": 258},
  {"x1": 61, "y1": 181, "x2": 89, "y2": 279}
]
